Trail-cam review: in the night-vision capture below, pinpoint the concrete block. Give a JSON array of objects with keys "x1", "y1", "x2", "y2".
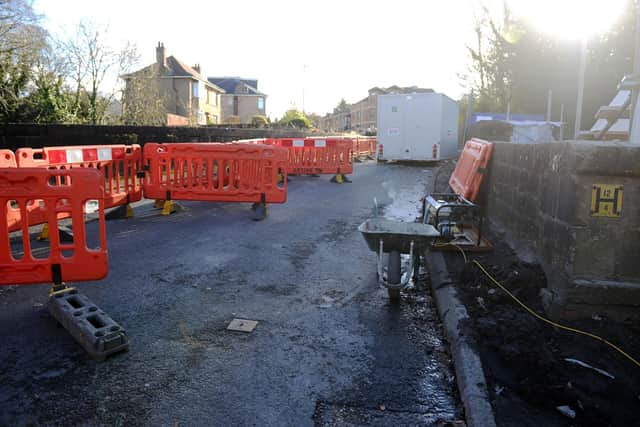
[{"x1": 48, "y1": 289, "x2": 129, "y2": 361}]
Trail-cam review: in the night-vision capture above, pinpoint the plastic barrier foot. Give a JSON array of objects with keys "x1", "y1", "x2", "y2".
[
  {"x1": 105, "y1": 203, "x2": 134, "y2": 220},
  {"x1": 252, "y1": 194, "x2": 268, "y2": 221},
  {"x1": 252, "y1": 202, "x2": 268, "y2": 221},
  {"x1": 330, "y1": 173, "x2": 351, "y2": 184},
  {"x1": 47, "y1": 288, "x2": 129, "y2": 361},
  {"x1": 153, "y1": 199, "x2": 165, "y2": 209},
  {"x1": 37, "y1": 223, "x2": 73, "y2": 242},
  {"x1": 161, "y1": 200, "x2": 176, "y2": 216},
  {"x1": 37, "y1": 223, "x2": 50, "y2": 240}
]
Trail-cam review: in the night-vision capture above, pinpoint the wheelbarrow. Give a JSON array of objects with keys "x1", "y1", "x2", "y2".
[{"x1": 358, "y1": 218, "x2": 440, "y2": 300}]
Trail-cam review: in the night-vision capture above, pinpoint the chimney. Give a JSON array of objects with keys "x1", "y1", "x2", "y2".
[
  {"x1": 156, "y1": 42, "x2": 166, "y2": 67},
  {"x1": 193, "y1": 63, "x2": 201, "y2": 74}
]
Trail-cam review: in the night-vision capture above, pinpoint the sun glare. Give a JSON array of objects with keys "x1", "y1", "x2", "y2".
[{"x1": 507, "y1": 0, "x2": 628, "y2": 39}]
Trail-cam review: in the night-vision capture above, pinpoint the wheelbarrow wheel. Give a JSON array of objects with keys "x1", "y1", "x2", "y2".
[
  {"x1": 387, "y1": 250, "x2": 401, "y2": 301},
  {"x1": 388, "y1": 251, "x2": 401, "y2": 285},
  {"x1": 388, "y1": 288, "x2": 400, "y2": 300}
]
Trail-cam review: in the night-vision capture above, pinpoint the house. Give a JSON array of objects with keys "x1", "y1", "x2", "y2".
[
  {"x1": 319, "y1": 86, "x2": 434, "y2": 133},
  {"x1": 208, "y1": 77, "x2": 267, "y2": 124},
  {"x1": 122, "y1": 42, "x2": 225, "y2": 125}
]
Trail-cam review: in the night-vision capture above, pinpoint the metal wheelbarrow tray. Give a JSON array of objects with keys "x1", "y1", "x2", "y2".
[{"x1": 358, "y1": 218, "x2": 439, "y2": 300}]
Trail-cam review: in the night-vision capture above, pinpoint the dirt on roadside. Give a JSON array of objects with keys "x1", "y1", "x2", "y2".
[{"x1": 443, "y1": 233, "x2": 640, "y2": 427}]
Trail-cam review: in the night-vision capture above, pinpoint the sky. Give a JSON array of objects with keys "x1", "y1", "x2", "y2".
[{"x1": 32, "y1": 0, "x2": 627, "y2": 119}]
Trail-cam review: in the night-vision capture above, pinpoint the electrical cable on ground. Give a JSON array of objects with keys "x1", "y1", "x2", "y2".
[
  {"x1": 436, "y1": 241, "x2": 640, "y2": 368},
  {"x1": 470, "y1": 259, "x2": 640, "y2": 369}
]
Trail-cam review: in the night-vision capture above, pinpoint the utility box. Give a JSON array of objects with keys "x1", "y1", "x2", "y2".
[{"x1": 377, "y1": 93, "x2": 459, "y2": 161}]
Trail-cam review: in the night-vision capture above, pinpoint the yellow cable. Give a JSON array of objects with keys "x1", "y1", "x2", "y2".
[
  {"x1": 432, "y1": 242, "x2": 468, "y2": 263},
  {"x1": 472, "y1": 260, "x2": 640, "y2": 369}
]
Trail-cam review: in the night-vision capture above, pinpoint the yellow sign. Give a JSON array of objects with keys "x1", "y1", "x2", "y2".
[{"x1": 590, "y1": 184, "x2": 623, "y2": 217}]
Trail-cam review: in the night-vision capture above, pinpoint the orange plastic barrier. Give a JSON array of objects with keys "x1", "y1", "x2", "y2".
[
  {"x1": 449, "y1": 138, "x2": 494, "y2": 201},
  {"x1": 0, "y1": 150, "x2": 16, "y2": 168},
  {"x1": 0, "y1": 150, "x2": 24, "y2": 232},
  {"x1": 143, "y1": 142, "x2": 288, "y2": 203},
  {"x1": 352, "y1": 137, "x2": 377, "y2": 159},
  {"x1": 3, "y1": 150, "x2": 72, "y2": 233},
  {"x1": 17, "y1": 145, "x2": 143, "y2": 209},
  {"x1": 262, "y1": 137, "x2": 353, "y2": 175},
  {"x1": 0, "y1": 168, "x2": 108, "y2": 285}
]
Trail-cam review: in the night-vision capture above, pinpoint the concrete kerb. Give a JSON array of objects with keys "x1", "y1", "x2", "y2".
[{"x1": 424, "y1": 249, "x2": 496, "y2": 427}]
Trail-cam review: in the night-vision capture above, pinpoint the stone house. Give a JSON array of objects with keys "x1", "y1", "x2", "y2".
[
  {"x1": 208, "y1": 77, "x2": 267, "y2": 124},
  {"x1": 123, "y1": 43, "x2": 225, "y2": 125}
]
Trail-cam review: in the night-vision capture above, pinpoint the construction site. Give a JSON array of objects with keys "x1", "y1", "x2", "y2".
[{"x1": 2, "y1": 1, "x2": 640, "y2": 427}]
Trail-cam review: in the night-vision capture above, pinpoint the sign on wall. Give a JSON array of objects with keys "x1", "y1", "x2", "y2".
[{"x1": 590, "y1": 184, "x2": 623, "y2": 217}]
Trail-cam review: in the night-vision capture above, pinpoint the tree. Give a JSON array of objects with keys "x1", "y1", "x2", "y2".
[
  {"x1": 463, "y1": 0, "x2": 636, "y2": 133},
  {"x1": 278, "y1": 109, "x2": 312, "y2": 128},
  {"x1": 251, "y1": 115, "x2": 269, "y2": 127},
  {"x1": 121, "y1": 68, "x2": 168, "y2": 126},
  {"x1": 0, "y1": 0, "x2": 47, "y2": 123},
  {"x1": 333, "y1": 98, "x2": 350, "y2": 114},
  {"x1": 304, "y1": 111, "x2": 322, "y2": 128},
  {"x1": 60, "y1": 20, "x2": 138, "y2": 124}
]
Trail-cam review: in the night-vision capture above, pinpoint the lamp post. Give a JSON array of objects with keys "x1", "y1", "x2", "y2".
[
  {"x1": 574, "y1": 37, "x2": 588, "y2": 139},
  {"x1": 629, "y1": 2, "x2": 640, "y2": 143}
]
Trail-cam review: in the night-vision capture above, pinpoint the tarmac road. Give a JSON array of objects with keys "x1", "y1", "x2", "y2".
[{"x1": 0, "y1": 161, "x2": 462, "y2": 426}]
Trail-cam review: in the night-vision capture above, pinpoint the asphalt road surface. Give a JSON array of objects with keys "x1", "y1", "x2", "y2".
[{"x1": 0, "y1": 161, "x2": 462, "y2": 426}]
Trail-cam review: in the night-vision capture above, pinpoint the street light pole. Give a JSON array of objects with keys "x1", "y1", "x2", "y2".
[
  {"x1": 574, "y1": 37, "x2": 588, "y2": 139},
  {"x1": 629, "y1": 2, "x2": 640, "y2": 142}
]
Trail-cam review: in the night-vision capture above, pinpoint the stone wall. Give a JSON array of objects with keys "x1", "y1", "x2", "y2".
[
  {"x1": 0, "y1": 124, "x2": 307, "y2": 151},
  {"x1": 486, "y1": 141, "x2": 640, "y2": 319}
]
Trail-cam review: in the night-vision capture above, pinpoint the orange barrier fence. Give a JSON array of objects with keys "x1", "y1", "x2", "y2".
[
  {"x1": 448, "y1": 138, "x2": 494, "y2": 202},
  {"x1": 260, "y1": 137, "x2": 353, "y2": 176},
  {"x1": 143, "y1": 142, "x2": 288, "y2": 204},
  {"x1": 16, "y1": 145, "x2": 143, "y2": 209},
  {"x1": 0, "y1": 150, "x2": 16, "y2": 168},
  {"x1": 352, "y1": 137, "x2": 377, "y2": 159},
  {"x1": 0, "y1": 150, "x2": 25, "y2": 233},
  {"x1": 0, "y1": 168, "x2": 108, "y2": 285}
]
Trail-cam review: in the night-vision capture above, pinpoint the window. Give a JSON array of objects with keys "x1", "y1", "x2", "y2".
[
  {"x1": 207, "y1": 90, "x2": 217, "y2": 106},
  {"x1": 193, "y1": 81, "x2": 199, "y2": 98},
  {"x1": 258, "y1": 97, "x2": 264, "y2": 110}
]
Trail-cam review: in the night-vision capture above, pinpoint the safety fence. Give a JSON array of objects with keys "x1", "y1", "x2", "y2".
[
  {"x1": 253, "y1": 137, "x2": 353, "y2": 178},
  {"x1": 351, "y1": 137, "x2": 377, "y2": 160},
  {"x1": 1, "y1": 137, "x2": 356, "y2": 235},
  {"x1": 16, "y1": 145, "x2": 143, "y2": 209},
  {"x1": 142, "y1": 142, "x2": 288, "y2": 204},
  {"x1": 0, "y1": 168, "x2": 108, "y2": 285},
  {"x1": 7, "y1": 145, "x2": 141, "y2": 232}
]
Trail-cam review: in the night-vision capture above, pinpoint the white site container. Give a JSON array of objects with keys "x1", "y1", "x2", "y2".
[{"x1": 377, "y1": 93, "x2": 459, "y2": 161}]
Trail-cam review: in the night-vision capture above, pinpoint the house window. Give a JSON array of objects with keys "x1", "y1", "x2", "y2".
[
  {"x1": 207, "y1": 90, "x2": 217, "y2": 106},
  {"x1": 193, "y1": 81, "x2": 199, "y2": 98},
  {"x1": 258, "y1": 97, "x2": 264, "y2": 110}
]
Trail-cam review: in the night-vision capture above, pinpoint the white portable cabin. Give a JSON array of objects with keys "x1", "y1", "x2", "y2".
[{"x1": 377, "y1": 92, "x2": 459, "y2": 161}]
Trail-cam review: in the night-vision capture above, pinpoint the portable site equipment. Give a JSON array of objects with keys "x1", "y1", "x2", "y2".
[{"x1": 423, "y1": 138, "x2": 494, "y2": 249}]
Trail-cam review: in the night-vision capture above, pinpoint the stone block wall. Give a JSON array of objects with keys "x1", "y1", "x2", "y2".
[{"x1": 486, "y1": 141, "x2": 640, "y2": 319}]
